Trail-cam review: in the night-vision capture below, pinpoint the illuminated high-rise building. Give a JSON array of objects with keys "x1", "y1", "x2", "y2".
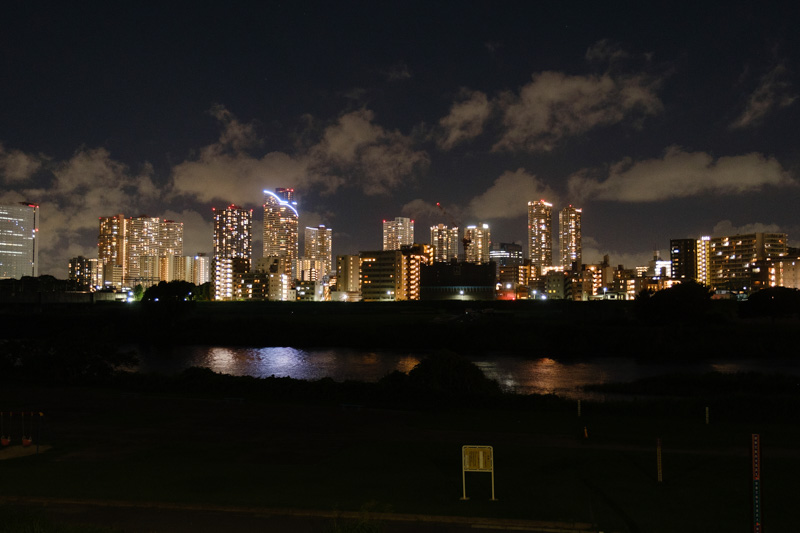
[
  {"x1": 528, "y1": 200, "x2": 552, "y2": 273},
  {"x1": 696, "y1": 236, "x2": 711, "y2": 286},
  {"x1": 125, "y1": 216, "x2": 161, "y2": 285},
  {"x1": 296, "y1": 258, "x2": 326, "y2": 281},
  {"x1": 213, "y1": 205, "x2": 253, "y2": 300},
  {"x1": 402, "y1": 244, "x2": 433, "y2": 301},
  {"x1": 263, "y1": 189, "x2": 299, "y2": 279},
  {"x1": 464, "y1": 224, "x2": 491, "y2": 264},
  {"x1": 159, "y1": 220, "x2": 184, "y2": 256},
  {"x1": 275, "y1": 187, "x2": 295, "y2": 203},
  {"x1": 98, "y1": 214, "x2": 127, "y2": 281},
  {"x1": 193, "y1": 253, "x2": 210, "y2": 285},
  {"x1": 0, "y1": 202, "x2": 38, "y2": 279},
  {"x1": 430, "y1": 224, "x2": 459, "y2": 262},
  {"x1": 68, "y1": 256, "x2": 100, "y2": 290},
  {"x1": 97, "y1": 214, "x2": 185, "y2": 287},
  {"x1": 359, "y1": 244, "x2": 432, "y2": 301},
  {"x1": 382, "y1": 217, "x2": 414, "y2": 251},
  {"x1": 559, "y1": 205, "x2": 582, "y2": 269},
  {"x1": 708, "y1": 233, "x2": 787, "y2": 292},
  {"x1": 304, "y1": 225, "x2": 333, "y2": 275}
]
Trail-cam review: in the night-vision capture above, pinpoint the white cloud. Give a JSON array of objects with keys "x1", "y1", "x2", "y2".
[
  {"x1": 172, "y1": 107, "x2": 428, "y2": 203},
  {"x1": 493, "y1": 71, "x2": 662, "y2": 152},
  {"x1": 437, "y1": 90, "x2": 491, "y2": 150},
  {"x1": 0, "y1": 143, "x2": 45, "y2": 182},
  {"x1": 401, "y1": 199, "x2": 444, "y2": 220},
  {"x1": 568, "y1": 146, "x2": 794, "y2": 202},
  {"x1": 731, "y1": 63, "x2": 797, "y2": 129},
  {"x1": 310, "y1": 109, "x2": 429, "y2": 195},
  {"x1": 0, "y1": 147, "x2": 161, "y2": 275},
  {"x1": 162, "y1": 209, "x2": 213, "y2": 256},
  {"x1": 468, "y1": 168, "x2": 557, "y2": 220},
  {"x1": 171, "y1": 149, "x2": 313, "y2": 205},
  {"x1": 170, "y1": 106, "x2": 318, "y2": 205},
  {"x1": 210, "y1": 104, "x2": 262, "y2": 152}
]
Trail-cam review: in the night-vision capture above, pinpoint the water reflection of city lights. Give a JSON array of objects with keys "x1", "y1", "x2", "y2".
[
  {"x1": 135, "y1": 346, "x2": 800, "y2": 402},
  {"x1": 710, "y1": 363, "x2": 748, "y2": 373},
  {"x1": 207, "y1": 347, "x2": 237, "y2": 374},
  {"x1": 254, "y1": 347, "x2": 304, "y2": 378},
  {"x1": 397, "y1": 356, "x2": 421, "y2": 373},
  {"x1": 527, "y1": 359, "x2": 562, "y2": 394}
]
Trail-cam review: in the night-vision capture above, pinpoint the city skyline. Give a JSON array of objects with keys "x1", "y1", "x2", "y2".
[{"x1": 1, "y1": 3, "x2": 799, "y2": 276}]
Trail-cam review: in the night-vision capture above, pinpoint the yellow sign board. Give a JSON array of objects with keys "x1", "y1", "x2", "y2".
[
  {"x1": 463, "y1": 446, "x2": 493, "y2": 472},
  {"x1": 461, "y1": 445, "x2": 496, "y2": 500}
]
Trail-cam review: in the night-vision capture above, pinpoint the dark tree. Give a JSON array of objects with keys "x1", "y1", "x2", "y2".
[
  {"x1": 142, "y1": 280, "x2": 196, "y2": 302},
  {"x1": 406, "y1": 351, "x2": 501, "y2": 397},
  {"x1": 741, "y1": 287, "x2": 800, "y2": 318},
  {"x1": 194, "y1": 281, "x2": 213, "y2": 301},
  {"x1": 635, "y1": 280, "x2": 713, "y2": 322}
]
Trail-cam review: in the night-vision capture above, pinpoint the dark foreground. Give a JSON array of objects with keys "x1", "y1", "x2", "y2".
[
  {"x1": 0, "y1": 498, "x2": 594, "y2": 533},
  {"x1": 3, "y1": 298, "x2": 799, "y2": 356},
  {"x1": 2, "y1": 366, "x2": 799, "y2": 533}
]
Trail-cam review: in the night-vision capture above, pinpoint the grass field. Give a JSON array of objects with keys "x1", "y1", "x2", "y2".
[{"x1": 2, "y1": 374, "x2": 798, "y2": 533}]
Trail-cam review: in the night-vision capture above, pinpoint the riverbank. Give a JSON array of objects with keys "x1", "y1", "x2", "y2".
[
  {"x1": 2, "y1": 299, "x2": 797, "y2": 358},
  {"x1": 2, "y1": 365, "x2": 799, "y2": 533}
]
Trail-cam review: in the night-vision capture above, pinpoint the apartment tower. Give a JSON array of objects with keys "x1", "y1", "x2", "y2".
[
  {"x1": 263, "y1": 189, "x2": 299, "y2": 280},
  {"x1": 559, "y1": 205, "x2": 582, "y2": 269},
  {"x1": 430, "y1": 223, "x2": 459, "y2": 262},
  {"x1": 382, "y1": 217, "x2": 414, "y2": 251},
  {"x1": 527, "y1": 200, "x2": 552, "y2": 274},
  {"x1": 213, "y1": 205, "x2": 253, "y2": 300}
]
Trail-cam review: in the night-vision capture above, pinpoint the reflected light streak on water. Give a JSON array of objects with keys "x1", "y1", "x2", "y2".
[
  {"x1": 137, "y1": 346, "x2": 423, "y2": 383},
  {"x1": 132, "y1": 346, "x2": 800, "y2": 401},
  {"x1": 476, "y1": 357, "x2": 603, "y2": 397}
]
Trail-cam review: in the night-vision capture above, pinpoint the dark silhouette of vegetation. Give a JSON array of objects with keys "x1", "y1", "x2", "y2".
[
  {"x1": 740, "y1": 286, "x2": 800, "y2": 318},
  {"x1": 194, "y1": 281, "x2": 213, "y2": 301},
  {"x1": 142, "y1": 280, "x2": 196, "y2": 302},
  {"x1": 132, "y1": 284, "x2": 144, "y2": 301},
  {"x1": 404, "y1": 351, "x2": 502, "y2": 398},
  {"x1": 0, "y1": 340, "x2": 138, "y2": 385},
  {"x1": 635, "y1": 280, "x2": 713, "y2": 322}
]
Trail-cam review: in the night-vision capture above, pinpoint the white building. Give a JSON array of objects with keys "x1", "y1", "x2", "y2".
[
  {"x1": 464, "y1": 224, "x2": 491, "y2": 264},
  {"x1": 382, "y1": 217, "x2": 414, "y2": 250},
  {"x1": 430, "y1": 223, "x2": 459, "y2": 262},
  {"x1": 0, "y1": 202, "x2": 38, "y2": 279}
]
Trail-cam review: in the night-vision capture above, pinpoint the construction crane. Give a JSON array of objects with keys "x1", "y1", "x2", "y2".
[{"x1": 436, "y1": 202, "x2": 471, "y2": 257}]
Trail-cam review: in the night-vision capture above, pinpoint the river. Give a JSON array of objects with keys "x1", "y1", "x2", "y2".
[{"x1": 132, "y1": 346, "x2": 800, "y2": 400}]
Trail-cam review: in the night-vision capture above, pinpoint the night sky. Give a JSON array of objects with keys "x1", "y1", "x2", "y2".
[{"x1": 2, "y1": 1, "x2": 798, "y2": 276}]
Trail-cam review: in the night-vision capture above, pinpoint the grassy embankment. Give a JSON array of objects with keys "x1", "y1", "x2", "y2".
[
  {"x1": 2, "y1": 345, "x2": 799, "y2": 533},
  {"x1": 2, "y1": 297, "x2": 798, "y2": 531},
  {"x1": 2, "y1": 297, "x2": 796, "y2": 357}
]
